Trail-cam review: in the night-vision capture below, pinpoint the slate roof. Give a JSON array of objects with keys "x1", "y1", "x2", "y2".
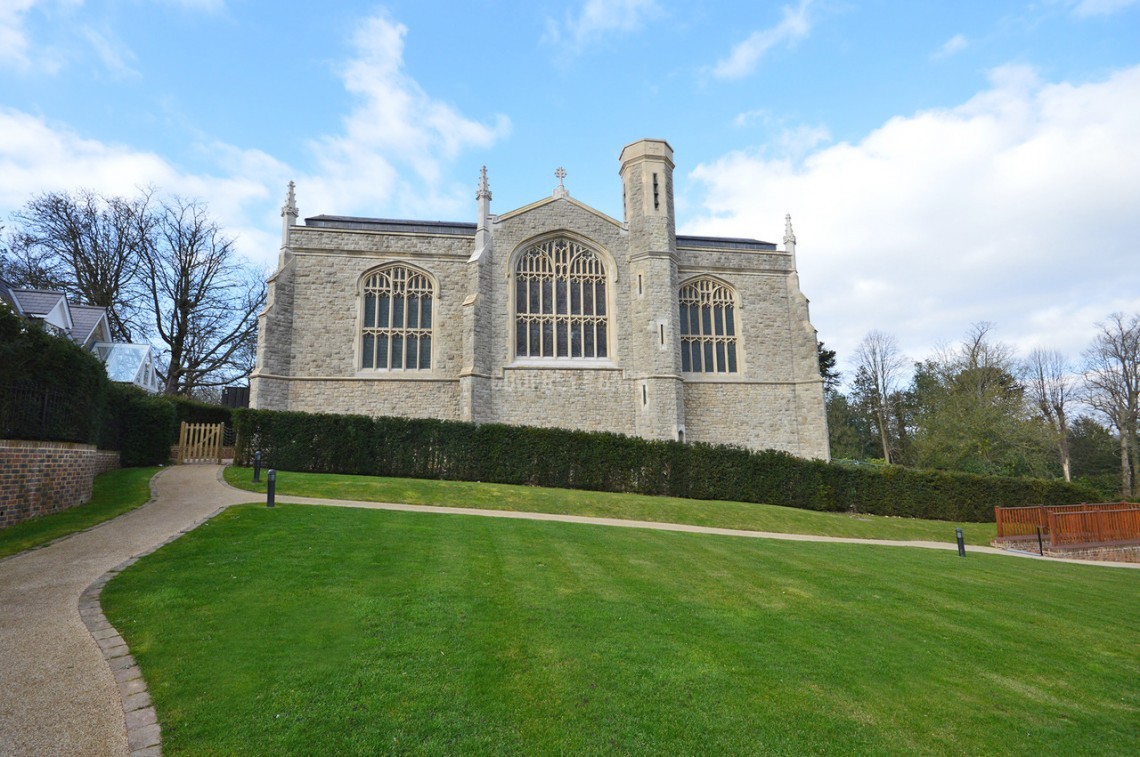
[
  {"x1": 305, "y1": 216, "x2": 777, "y2": 250},
  {"x1": 306, "y1": 216, "x2": 477, "y2": 236},
  {"x1": 9, "y1": 289, "x2": 67, "y2": 317},
  {"x1": 69, "y1": 304, "x2": 110, "y2": 346},
  {"x1": 676, "y1": 234, "x2": 776, "y2": 251}
]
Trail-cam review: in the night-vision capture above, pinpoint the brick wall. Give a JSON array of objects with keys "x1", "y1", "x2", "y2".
[{"x1": 0, "y1": 440, "x2": 120, "y2": 530}]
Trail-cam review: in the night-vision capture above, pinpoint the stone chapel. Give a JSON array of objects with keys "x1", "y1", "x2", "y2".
[{"x1": 250, "y1": 139, "x2": 829, "y2": 459}]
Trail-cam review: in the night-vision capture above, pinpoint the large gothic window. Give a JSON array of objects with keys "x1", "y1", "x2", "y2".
[
  {"x1": 361, "y1": 265, "x2": 433, "y2": 370},
  {"x1": 679, "y1": 278, "x2": 738, "y2": 373},
  {"x1": 515, "y1": 238, "x2": 608, "y2": 359}
]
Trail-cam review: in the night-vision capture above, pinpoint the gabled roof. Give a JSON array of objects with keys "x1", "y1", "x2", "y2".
[
  {"x1": 495, "y1": 194, "x2": 623, "y2": 228},
  {"x1": 9, "y1": 288, "x2": 67, "y2": 317},
  {"x1": 69, "y1": 304, "x2": 111, "y2": 347}
]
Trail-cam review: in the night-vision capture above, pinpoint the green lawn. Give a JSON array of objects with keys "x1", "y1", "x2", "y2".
[
  {"x1": 0, "y1": 466, "x2": 159, "y2": 559},
  {"x1": 224, "y1": 465, "x2": 998, "y2": 546},
  {"x1": 102, "y1": 504, "x2": 1138, "y2": 755}
]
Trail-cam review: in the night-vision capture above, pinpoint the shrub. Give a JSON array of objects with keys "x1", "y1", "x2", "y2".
[
  {"x1": 100, "y1": 384, "x2": 177, "y2": 466},
  {"x1": 0, "y1": 302, "x2": 109, "y2": 443},
  {"x1": 234, "y1": 408, "x2": 1102, "y2": 522}
]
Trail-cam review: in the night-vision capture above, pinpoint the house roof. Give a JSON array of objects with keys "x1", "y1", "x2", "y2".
[
  {"x1": 69, "y1": 304, "x2": 110, "y2": 346},
  {"x1": 9, "y1": 289, "x2": 67, "y2": 317}
]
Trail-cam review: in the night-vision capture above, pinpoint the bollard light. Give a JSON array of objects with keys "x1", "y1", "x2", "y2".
[
  {"x1": 955, "y1": 527, "x2": 966, "y2": 558},
  {"x1": 253, "y1": 450, "x2": 262, "y2": 483},
  {"x1": 267, "y1": 469, "x2": 276, "y2": 508},
  {"x1": 1036, "y1": 526, "x2": 1045, "y2": 556}
]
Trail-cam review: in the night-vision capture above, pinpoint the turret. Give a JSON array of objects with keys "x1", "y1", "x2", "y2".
[{"x1": 620, "y1": 139, "x2": 684, "y2": 442}]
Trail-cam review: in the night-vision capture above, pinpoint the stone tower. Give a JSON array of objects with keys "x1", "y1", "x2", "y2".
[{"x1": 619, "y1": 139, "x2": 686, "y2": 442}]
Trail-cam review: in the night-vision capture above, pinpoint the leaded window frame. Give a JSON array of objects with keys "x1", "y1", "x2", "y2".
[
  {"x1": 511, "y1": 236, "x2": 613, "y2": 363},
  {"x1": 678, "y1": 277, "x2": 740, "y2": 374},
  {"x1": 359, "y1": 264, "x2": 435, "y2": 372}
]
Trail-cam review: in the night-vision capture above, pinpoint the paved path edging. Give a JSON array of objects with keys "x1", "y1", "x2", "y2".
[{"x1": 78, "y1": 500, "x2": 230, "y2": 757}]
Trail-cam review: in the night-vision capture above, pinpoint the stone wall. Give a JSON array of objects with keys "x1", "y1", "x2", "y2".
[
  {"x1": 250, "y1": 139, "x2": 830, "y2": 460},
  {"x1": 0, "y1": 440, "x2": 121, "y2": 530}
]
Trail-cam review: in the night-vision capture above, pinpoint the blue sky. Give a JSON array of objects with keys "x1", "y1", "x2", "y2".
[{"x1": 2, "y1": 0, "x2": 1139, "y2": 382}]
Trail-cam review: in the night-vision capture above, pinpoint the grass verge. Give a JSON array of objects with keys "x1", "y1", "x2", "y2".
[
  {"x1": 0, "y1": 466, "x2": 160, "y2": 559},
  {"x1": 224, "y1": 466, "x2": 997, "y2": 546},
  {"x1": 103, "y1": 505, "x2": 1139, "y2": 754}
]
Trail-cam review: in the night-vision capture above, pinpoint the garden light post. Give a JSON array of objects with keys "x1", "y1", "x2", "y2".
[
  {"x1": 955, "y1": 528, "x2": 966, "y2": 557},
  {"x1": 267, "y1": 469, "x2": 276, "y2": 508},
  {"x1": 253, "y1": 451, "x2": 262, "y2": 482}
]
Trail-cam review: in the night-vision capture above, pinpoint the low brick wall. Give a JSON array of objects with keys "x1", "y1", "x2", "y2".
[{"x1": 0, "y1": 440, "x2": 120, "y2": 530}]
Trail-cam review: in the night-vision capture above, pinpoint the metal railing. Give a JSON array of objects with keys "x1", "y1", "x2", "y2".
[{"x1": 0, "y1": 384, "x2": 92, "y2": 442}]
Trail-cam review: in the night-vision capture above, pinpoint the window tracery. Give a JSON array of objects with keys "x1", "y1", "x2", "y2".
[
  {"x1": 514, "y1": 238, "x2": 608, "y2": 359},
  {"x1": 361, "y1": 266, "x2": 433, "y2": 370},
  {"x1": 679, "y1": 278, "x2": 738, "y2": 373}
]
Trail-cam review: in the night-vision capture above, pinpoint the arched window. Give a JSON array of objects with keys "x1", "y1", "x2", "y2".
[
  {"x1": 361, "y1": 266, "x2": 433, "y2": 370},
  {"x1": 679, "y1": 278, "x2": 738, "y2": 373},
  {"x1": 515, "y1": 238, "x2": 608, "y2": 359}
]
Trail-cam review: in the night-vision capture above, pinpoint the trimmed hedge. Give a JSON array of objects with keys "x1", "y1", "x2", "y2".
[
  {"x1": 2, "y1": 300, "x2": 231, "y2": 464},
  {"x1": 167, "y1": 396, "x2": 232, "y2": 441},
  {"x1": 99, "y1": 384, "x2": 178, "y2": 466},
  {"x1": 0, "y1": 302, "x2": 108, "y2": 444},
  {"x1": 234, "y1": 408, "x2": 1102, "y2": 523}
]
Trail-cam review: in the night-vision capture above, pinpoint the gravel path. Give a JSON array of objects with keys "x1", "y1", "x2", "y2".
[
  {"x1": 3, "y1": 464, "x2": 1135, "y2": 756},
  {"x1": 0, "y1": 466, "x2": 249, "y2": 757}
]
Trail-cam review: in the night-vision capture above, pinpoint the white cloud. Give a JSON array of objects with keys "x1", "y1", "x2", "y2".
[
  {"x1": 0, "y1": 11, "x2": 511, "y2": 270},
  {"x1": 683, "y1": 64, "x2": 1140, "y2": 375},
  {"x1": 713, "y1": 0, "x2": 812, "y2": 79},
  {"x1": 1071, "y1": 0, "x2": 1140, "y2": 16},
  {"x1": 0, "y1": 0, "x2": 53, "y2": 70},
  {"x1": 302, "y1": 13, "x2": 510, "y2": 220},
  {"x1": 80, "y1": 25, "x2": 138, "y2": 77},
  {"x1": 933, "y1": 33, "x2": 968, "y2": 59},
  {"x1": 0, "y1": 108, "x2": 290, "y2": 267},
  {"x1": 545, "y1": 0, "x2": 660, "y2": 51}
]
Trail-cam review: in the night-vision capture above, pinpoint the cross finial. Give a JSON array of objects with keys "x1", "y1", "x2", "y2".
[{"x1": 553, "y1": 167, "x2": 569, "y2": 198}]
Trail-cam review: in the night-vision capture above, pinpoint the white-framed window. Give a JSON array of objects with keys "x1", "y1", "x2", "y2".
[
  {"x1": 361, "y1": 265, "x2": 434, "y2": 370},
  {"x1": 679, "y1": 278, "x2": 738, "y2": 373},
  {"x1": 514, "y1": 238, "x2": 608, "y2": 359}
]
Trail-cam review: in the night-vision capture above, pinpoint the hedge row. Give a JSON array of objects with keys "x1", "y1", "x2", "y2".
[
  {"x1": 233, "y1": 408, "x2": 1102, "y2": 523},
  {"x1": 1, "y1": 301, "x2": 228, "y2": 465}
]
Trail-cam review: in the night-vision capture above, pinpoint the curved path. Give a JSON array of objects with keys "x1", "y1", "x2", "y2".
[{"x1": 1, "y1": 465, "x2": 1135, "y2": 756}]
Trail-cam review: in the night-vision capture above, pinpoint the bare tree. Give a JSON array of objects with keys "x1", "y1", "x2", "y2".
[
  {"x1": 853, "y1": 330, "x2": 906, "y2": 463},
  {"x1": 9, "y1": 189, "x2": 154, "y2": 341},
  {"x1": 1083, "y1": 312, "x2": 1140, "y2": 498},
  {"x1": 144, "y1": 198, "x2": 266, "y2": 396},
  {"x1": 1025, "y1": 348, "x2": 1074, "y2": 481}
]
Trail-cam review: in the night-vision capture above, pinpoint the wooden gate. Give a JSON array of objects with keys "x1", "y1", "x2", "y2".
[{"x1": 177, "y1": 421, "x2": 224, "y2": 464}]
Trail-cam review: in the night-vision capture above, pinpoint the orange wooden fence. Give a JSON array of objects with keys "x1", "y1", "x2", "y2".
[
  {"x1": 1047, "y1": 508, "x2": 1140, "y2": 547},
  {"x1": 994, "y1": 502, "x2": 1135, "y2": 537},
  {"x1": 995, "y1": 502, "x2": 1140, "y2": 548}
]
